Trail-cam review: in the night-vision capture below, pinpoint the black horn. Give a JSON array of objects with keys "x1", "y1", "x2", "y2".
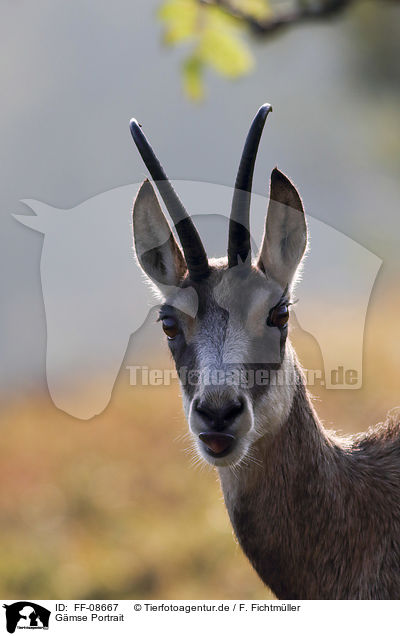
[
  {"x1": 228, "y1": 104, "x2": 272, "y2": 268},
  {"x1": 130, "y1": 118, "x2": 209, "y2": 281}
]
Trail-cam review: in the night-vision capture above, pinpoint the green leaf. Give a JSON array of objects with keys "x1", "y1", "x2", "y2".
[
  {"x1": 183, "y1": 56, "x2": 205, "y2": 101},
  {"x1": 158, "y1": 0, "x2": 255, "y2": 100},
  {"x1": 205, "y1": 4, "x2": 243, "y2": 29},
  {"x1": 158, "y1": 0, "x2": 198, "y2": 46},
  {"x1": 199, "y1": 28, "x2": 254, "y2": 78},
  {"x1": 157, "y1": 0, "x2": 196, "y2": 21}
]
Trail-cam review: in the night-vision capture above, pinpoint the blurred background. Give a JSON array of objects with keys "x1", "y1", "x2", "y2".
[{"x1": 0, "y1": 0, "x2": 399, "y2": 599}]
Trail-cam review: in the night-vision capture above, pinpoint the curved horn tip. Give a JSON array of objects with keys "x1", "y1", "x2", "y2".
[
  {"x1": 257, "y1": 103, "x2": 273, "y2": 119},
  {"x1": 129, "y1": 118, "x2": 142, "y2": 136}
]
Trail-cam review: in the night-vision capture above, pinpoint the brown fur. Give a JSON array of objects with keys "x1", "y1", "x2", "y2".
[{"x1": 219, "y1": 368, "x2": 400, "y2": 599}]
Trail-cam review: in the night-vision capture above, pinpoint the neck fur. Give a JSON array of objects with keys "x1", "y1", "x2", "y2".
[{"x1": 218, "y1": 364, "x2": 400, "y2": 599}]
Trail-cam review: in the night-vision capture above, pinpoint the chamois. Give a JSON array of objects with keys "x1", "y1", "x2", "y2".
[{"x1": 130, "y1": 105, "x2": 400, "y2": 599}]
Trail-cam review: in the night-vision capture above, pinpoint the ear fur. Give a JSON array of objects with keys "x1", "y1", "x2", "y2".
[
  {"x1": 258, "y1": 168, "x2": 307, "y2": 288},
  {"x1": 132, "y1": 180, "x2": 187, "y2": 287}
]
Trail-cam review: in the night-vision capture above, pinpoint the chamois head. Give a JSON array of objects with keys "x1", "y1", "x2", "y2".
[{"x1": 130, "y1": 105, "x2": 307, "y2": 468}]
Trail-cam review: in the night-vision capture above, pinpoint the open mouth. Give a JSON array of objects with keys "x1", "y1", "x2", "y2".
[{"x1": 198, "y1": 432, "x2": 236, "y2": 458}]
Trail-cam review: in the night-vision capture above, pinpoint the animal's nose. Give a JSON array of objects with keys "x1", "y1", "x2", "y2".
[
  {"x1": 194, "y1": 397, "x2": 245, "y2": 457},
  {"x1": 194, "y1": 398, "x2": 244, "y2": 431}
]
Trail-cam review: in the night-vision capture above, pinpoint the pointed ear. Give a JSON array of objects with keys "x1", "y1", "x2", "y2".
[
  {"x1": 133, "y1": 180, "x2": 187, "y2": 287},
  {"x1": 257, "y1": 168, "x2": 307, "y2": 288}
]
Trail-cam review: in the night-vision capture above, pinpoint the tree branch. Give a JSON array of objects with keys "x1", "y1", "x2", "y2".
[{"x1": 199, "y1": 0, "x2": 398, "y2": 37}]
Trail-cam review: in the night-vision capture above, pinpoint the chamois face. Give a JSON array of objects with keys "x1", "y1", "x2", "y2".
[
  {"x1": 132, "y1": 172, "x2": 307, "y2": 468},
  {"x1": 160, "y1": 261, "x2": 298, "y2": 467}
]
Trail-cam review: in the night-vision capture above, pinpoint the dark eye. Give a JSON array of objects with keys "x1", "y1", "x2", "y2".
[
  {"x1": 267, "y1": 304, "x2": 289, "y2": 329},
  {"x1": 161, "y1": 317, "x2": 179, "y2": 340}
]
